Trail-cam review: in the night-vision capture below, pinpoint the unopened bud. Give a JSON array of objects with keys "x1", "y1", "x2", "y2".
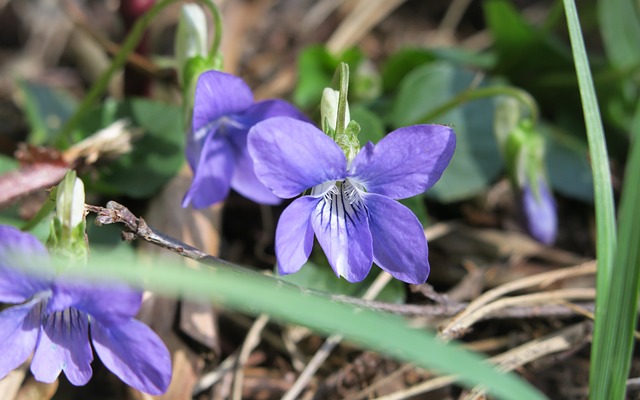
[
  {"x1": 175, "y1": 4, "x2": 208, "y2": 85},
  {"x1": 321, "y1": 88, "x2": 350, "y2": 133},
  {"x1": 56, "y1": 172, "x2": 85, "y2": 230}
]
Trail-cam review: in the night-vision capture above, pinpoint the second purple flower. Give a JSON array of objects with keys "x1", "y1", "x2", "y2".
[{"x1": 183, "y1": 70, "x2": 308, "y2": 208}]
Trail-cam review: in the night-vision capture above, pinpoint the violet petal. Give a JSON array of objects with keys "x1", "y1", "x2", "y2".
[
  {"x1": 0, "y1": 300, "x2": 41, "y2": 380},
  {"x1": 522, "y1": 179, "x2": 557, "y2": 245},
  {"x1": 31, "y1": 308, "x2": 93, "y2": 385},
  {"x1": 191, "y1": 71, "x2": 253, "y2": 133},
  {"x1": 239, "y1": 99, "x2": 309, "y2": 126},
  {"x1": 48, "y1": 281, "x2": 142, "y2": 323},
  {"x1": 227, "y1": 126, "x2": 282, "y2": 205},
  {"x1": 310, "y1": 186, "x2": 373, "y2": 282},
  {"x1": 182, "y1": 132, "x2": 235, "y2": 208},
  {"x1": 350, "y1": 125, "x2": 456, "y2": 199},
  {"x1": 0, "y1": 226, "x2": 52, "y2": 303},
  {"x1": 248, "y1": 117, "x2": 347, "y2": 198},
  {"x1": 275, "y1": 196, "x2": 319, "y2": 275},
  {"x1": 365, "y1": 193, "x2": 430, "y2": 284},
  {"x1": 91, "y1": 318, "x2": 171, "y2": 395}
]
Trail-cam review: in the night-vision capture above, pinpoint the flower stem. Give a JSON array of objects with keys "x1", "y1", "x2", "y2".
[
  {"x1": 55, "y1": 0, "x2": 224, "y2": 147},
  {"x1": 415, "y1": 85, "x2": 539, "y2": 126},
  {"x1": 55, "y1": 0, "x2": 181, "y2": 146},
  {"x1": 335, "y1": 62, "x2": 350, "y2": 138},
  {"x1": 201, "y1": 0, "x2": 223, "y2": 62}
]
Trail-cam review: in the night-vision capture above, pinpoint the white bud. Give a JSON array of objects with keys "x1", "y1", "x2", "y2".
[
  {"x1": 57, "y1": 175, "x2": 85, "y2": 229},
  {"x1": 321, "y1": 88, "x2": 350, "y2": 131},
  {"x1": 175, "y1": 4, "x2": 208, "y2": 83}
]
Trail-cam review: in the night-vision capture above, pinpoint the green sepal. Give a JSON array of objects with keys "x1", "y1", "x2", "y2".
[
  {"x1": 181, "y1": 55, "x2": 222, "y2": 127},
  {"x1": 47, "y1": 218, "x2": 88, "y2": 266},
  {"x1": 344, "y1": 120, "x2": 361, "y2": 139},
  {"x1": 182, "y1": 56, "x2": 209, "y2": 91},
  {"x1": 503, "y1": 119, "x2": 548, "y2": 201},
  {"x1": 335, "y1": 120, "x2": 361, "y2": 163},
  {"x1": 323, "y1": 116, "x2": 336, "y2": 138}
]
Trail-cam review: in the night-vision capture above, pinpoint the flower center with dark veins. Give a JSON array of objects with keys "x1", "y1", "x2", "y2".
[{"x1": 313, "y1": 179, "x2": 367, "y2": 228}]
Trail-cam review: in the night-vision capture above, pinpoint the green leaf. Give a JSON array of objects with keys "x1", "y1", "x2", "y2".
[
  {"x1": 0, "y1": 208, "x2": 51, "y2": 242},
  {"x1": 351, "y1": 105, "x2": 385, "y2": 145},
  {"x1": 381, "y1": 48, "x2": 495, "y2": 94},
  {"x1": 483, "y1": 0, "x2": 578, "y2": 119},
  {"x1": 597, "y1": 0, "x2": 640, "y2": 68},
  {"x1": 484, "y1": 0, "x2": 571, "y2": 74},
  {"x1": 381, "y1": 48, "x2": 436, "y2": 93},
  {"x1": 0, "y1": 155, "x2": 18, "y2": 174},
  {"x1": 18, "y1": 81, "x2": 77, "y2": 146},
  {"x1": 79, "y1": 98, "x2": 185, "y2": 198},
  {"x1": 543, "y1": 125, "x2": 594, "y2": 202},
  {"x1": 63, "y1": 251, "x2": 545, "y2": 400},
  {"x1": 390, "y1": 62, "x2": 503, "y2": 202},
  {"x1": 278, "y1": 262, "x2": 405, "y2": 304},
  {"x1": 399, "y1": 195, "x2": 430, "y2": 227},
  {"x1": 293, "y1": 46, "x2": 364, "y2": 110},
  {"x1": 429, "y1": 48, "x2": 497, "y2": 70}
]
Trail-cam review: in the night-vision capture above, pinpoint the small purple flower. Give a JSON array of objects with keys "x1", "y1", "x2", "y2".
[
  {"x1": 522, "y1": 178, "x2": 557, "y2": 245},
  {"x1": 183, "y1": 70, "x2": 308, "y2": 208},
  {"x1": 0, "y1": 225, "x2": 171, "y2": 394},
  {"x1": 247, "y1": 117, "x2": 456, "y2": 283}
]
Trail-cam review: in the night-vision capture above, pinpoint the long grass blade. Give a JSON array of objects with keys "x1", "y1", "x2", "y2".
[
  {"x1": 593, "y1": 106, "x2": 640, "y2": 398},
  {"x1": 68, "y1": 253, "x2": 545, "y2": 400},
  {"x1": 561, "y1": 0, "x2": 618, "y2": 398}
]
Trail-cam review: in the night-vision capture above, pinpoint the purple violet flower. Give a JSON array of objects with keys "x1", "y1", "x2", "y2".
[
  {"x1": 522, "y1": 178, "x2": 557, "y2": 245},
  {"x1": 247, "y1": 117, "x2": 456, "y2": 283},
  {"x1": 0, "y1": 225, "x2": 171, "y2": 394},
  {"x1": 183, "y1": 70, "x2": 308, "y2": 208}
]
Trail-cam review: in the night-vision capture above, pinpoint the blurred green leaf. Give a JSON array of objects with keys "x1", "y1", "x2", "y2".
[
  {"x1": 382, "y1": 48, "x2": 495, "y2": 95},
  {"x1": 294, "y1": 46, "x2": 364, "y2": 109},
  {"x1": 399, "y1": 195, "x2": 430, "y2": 227},
  {"x1": 595, "y1": 0, "x2": 640, "y2": 133},
  {"x1": 382, "y1": 48, "x2": 437, "y2": 93},
  {"x1": 484, "y1": 0, "x2": 580, "y2": 122},
  {"x1": 18, "y1": 81, "x2": 77, "y2": 146},
  {"x1": 0, "y1": 155, "x2": 18, "y2": 174},
  {"x1": 597, "y1": 0, "x2": 640, "y2": 68},
  {"x1": 351, "y1": 105, "x2": 385, "y2": 145},
  {"x1": 429, "y1": 48, "x2": 497, "y2": 70},
  {"x1": 390, "y1": 62, "x2": 502, "y2": 202},
  {"x1": 278, "y1": 262, "x2": 405, "y2": 304},
  {"x1": 484, "y1": 0, "x2": 571, "y2": 74},
  {"x1": 79, "y1": 98, "x2": 184, "y2": 198},
  {"x1": 543, "y1": 125, "x2": 594, "y2": 202},
  {"x1": 0, "y1": 208, "x2": 51, "y2": 242}
]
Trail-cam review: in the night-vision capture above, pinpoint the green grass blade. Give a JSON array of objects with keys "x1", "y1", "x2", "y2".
[
  {"x1": 593, "y1": 105, "x2": 640, "y2": 398},
  {"x1": 561, "y1": 0, "x2": 618, "y2": 398},
  {"x1": 73, "y1": 253, "x2": 545, "y2": 400}
]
